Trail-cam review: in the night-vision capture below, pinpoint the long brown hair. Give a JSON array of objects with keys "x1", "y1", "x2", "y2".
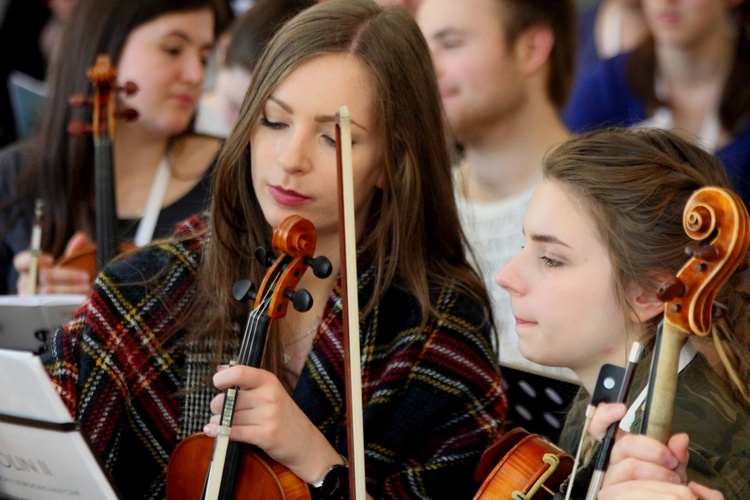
[
  {"x1": 183, "y1": 0, "x2": 492, "y2": 375},
  {"x1": 544, "y1": 127, "x2": 750, "y2": 409}
]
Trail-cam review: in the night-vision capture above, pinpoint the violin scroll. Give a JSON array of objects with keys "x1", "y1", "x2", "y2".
[
  {"x1": 662, "y1": 187, "x2": 750, "y2": 337},
  {"x1": 67, "y1": 54, "x2": 139, "y2": 139},
  {"x1": 257, "y1": 215, "x2": 332, "y2": 320},
  {"x1": 645, "y1": 186, "x2": 750, "y2": 443}
]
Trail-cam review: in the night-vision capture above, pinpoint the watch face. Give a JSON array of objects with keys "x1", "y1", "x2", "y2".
[{"x1": 321, "y1": 464, "x2": 349, "y2": 499}]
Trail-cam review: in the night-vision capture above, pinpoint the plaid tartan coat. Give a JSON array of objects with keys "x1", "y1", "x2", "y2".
[{"x1": 44, "y1": 217, "x2": 507, "y2": 499}]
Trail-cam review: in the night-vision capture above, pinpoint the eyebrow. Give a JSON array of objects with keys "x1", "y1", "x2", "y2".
[
  {"x1": 268, "y1": 96, "x2": 369, "y2": 132},
  {"x1": 431, "y1": 27, "x2": 466, "y2": 41},
  {"x1": 529, "y1": 233, "x2": 572, "y2": 249},
  {"x1": 165, "y1": 31, "x2": 214, "y2": 51}
]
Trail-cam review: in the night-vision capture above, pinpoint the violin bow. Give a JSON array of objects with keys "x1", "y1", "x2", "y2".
[
  {"x1": 643, "y1": 187, "x2": 750, "y2": 442},
  {"x1": 336, "y1": 106, "x2": 367, "y2": 499}
]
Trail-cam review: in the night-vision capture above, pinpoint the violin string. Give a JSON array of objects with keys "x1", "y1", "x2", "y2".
[{"x1": 237, "y1": 271, "x2": 279, "y2": 365}]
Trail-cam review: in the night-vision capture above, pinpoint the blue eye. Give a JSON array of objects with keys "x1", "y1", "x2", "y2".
[{"x1": 540, "y1": 256, "x2": 561, "y2": 268}]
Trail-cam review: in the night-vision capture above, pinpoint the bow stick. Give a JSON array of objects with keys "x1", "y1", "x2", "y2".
[{"x1": 336, "y1": 106, "x2": 366, "y2": 499}]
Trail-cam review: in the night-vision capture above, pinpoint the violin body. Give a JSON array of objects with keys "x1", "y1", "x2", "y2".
[
  {"x1": 474, "y1": 428, "x2": 573, "y2": 500},
  {"x1": 56, "y1": 241, "x2": 137, "y2": 282},
  {"x1": 167, "y1": 434, "x2": 311, "y2": 500}
]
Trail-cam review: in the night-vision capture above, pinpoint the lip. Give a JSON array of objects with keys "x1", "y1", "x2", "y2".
[
  {"x1": 655, "y1": 10, "x2": 680, "y2": 28},
  {"x1": 440, "y1": 88, "x2": 458, "y2": 100},
  {"x1": 513, "y1": 316, "x2": 537, "y2": 327},
  {"x1": 171, "y1": 93, "x2": 195, "y2": 106},
  {"x1": 268, "y1": 185, "x2": 311, "y2": 207}
]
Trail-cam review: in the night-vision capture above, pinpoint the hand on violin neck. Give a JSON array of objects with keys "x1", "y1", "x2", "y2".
[
  {"x1": 591, "y1": 403, "x2": 690, "y2": 493},
  {"x1": 14, "y1": 249, "x2": 90, "y2": 295},
  {"x1": 204, "y1": 364, "x2": 345, "y2": 485},
  {"x1": 64, "y1": 230, "x2": 91, "y2": 256}
]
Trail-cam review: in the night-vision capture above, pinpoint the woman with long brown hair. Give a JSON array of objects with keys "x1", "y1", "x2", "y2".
[
  {"x1": 497, "y1": 127, "x2": 750, "y2": 497},
  {"x1": 0, "y1": 0, "x2": 230, "y2": 295},
  {"x1": 44, "y1": 1, "x2": 507, "y2": 498},
  {"x1": 563, "y1": 0, "x2": 750, "y2": 207}
]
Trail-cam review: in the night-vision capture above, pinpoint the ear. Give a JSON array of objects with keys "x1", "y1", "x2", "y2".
[
  {"x1": 513, "y1": 25, "x2": 555, "y2": 76},
  {"x1": 625, "y1": 272, "x2": 672, "y2": 323}
]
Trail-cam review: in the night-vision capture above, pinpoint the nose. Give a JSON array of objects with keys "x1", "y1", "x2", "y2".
[
  {"x1": 278, "y1": 128, "x2": 313, "y2": 175},
  {"x1": 430, "y1": 49, "x2": 444, "y2": 79},
  {"x1": 181, "y1": 50, "x2": 205, "y2": 87},
  {"x1": 495, "y1": 252, "x2": 524, "y2": 295}
]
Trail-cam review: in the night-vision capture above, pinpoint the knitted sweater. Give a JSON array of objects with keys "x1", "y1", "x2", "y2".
[{"x1": 44, "y1": 217, "x2": 507, "y2": 499}]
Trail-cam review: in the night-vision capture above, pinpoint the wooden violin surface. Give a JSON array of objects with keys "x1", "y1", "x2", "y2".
[
  {"x1": 474, "y1": 428, "x2": 573, "y2": 499},
  {"x1": 166, "y1": 434, "x2": 311, "y2": 500}
]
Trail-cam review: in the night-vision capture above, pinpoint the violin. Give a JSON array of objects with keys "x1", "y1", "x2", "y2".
[
  {"x1": 165, "y1": 214, "x2": 332, "y2": 500},
  {"x1": 58, "y1": 54, "x2": 138, "y2": 281}
]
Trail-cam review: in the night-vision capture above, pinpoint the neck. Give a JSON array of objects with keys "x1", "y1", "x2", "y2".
[
  {"x1": 461, "y1": 101, "x2": 570, "y2": 202},
  {"x1": 113, "y1": 123, "x2": 172, "y2": 177},
  {"x1": 655, "y1": 27, "x2": 736, "y2": 85}
]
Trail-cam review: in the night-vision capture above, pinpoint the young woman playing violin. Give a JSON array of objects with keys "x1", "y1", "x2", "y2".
[
  {"x1": 496, "y1": 127, "x2": 750, "y2": 497},
  {"x1": 43, "y1": 1, "x2": 507, "y2": 498},
  {"x1": 0, "y1": 0, "x2": 229, "y2": 295}
]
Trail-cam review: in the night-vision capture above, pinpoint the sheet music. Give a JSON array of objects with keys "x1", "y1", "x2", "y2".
[
  {"x1": 0, "y1": 294, "x2": 85, "y2": 353},
  {"x1": 0, "y1": 349, "x2": 120, "y2": 499}
]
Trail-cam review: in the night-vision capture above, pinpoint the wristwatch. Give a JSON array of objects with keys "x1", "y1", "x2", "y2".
[{"x1": 310, "y1": 456, "x2": 349, "y2": 500}]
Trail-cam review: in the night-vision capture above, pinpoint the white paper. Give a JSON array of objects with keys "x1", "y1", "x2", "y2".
[
  {"x1": 0, "y1": 295, "x2": 85, "y2": 352},
  {"x1": 0, "y1": 349, "x2": 119, "y2": 499}
]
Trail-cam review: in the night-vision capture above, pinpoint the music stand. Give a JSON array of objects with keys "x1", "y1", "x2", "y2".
[{"x1": 0, "y1": 349, "x2": 120, "y2": 499}]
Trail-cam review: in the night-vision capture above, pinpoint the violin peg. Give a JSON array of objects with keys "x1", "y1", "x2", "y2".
[
  {"x1": 117, "y1": 108, "x2": 139, "y2": 122},
  {"x1": 284, "y1": 289, "x2": 313, "y2": 313},
  {"x1": 232, "y1": 279, "x2": 256, "y2": 303},
  {"x1": 685, "y1": 243, "x2": 718, "y2": 262},
  {"x1": 304, "y1": 255, "x2": 333, "y2": 279},
  {"x1": 119, "y1": 81, "x2": 138, "y2": 96},
  {"x1": 656, "y1": 276, "x2": 686, "y2": 302},
  {"x1": 254, "y1": 247, "x2": 275, "y2": 267},
  {"x1": 712, "y1": 303, "x2": 728, "y2": 319},
  {"x1": 67, "y1": 120, "x2": 91, "y2": 137}
]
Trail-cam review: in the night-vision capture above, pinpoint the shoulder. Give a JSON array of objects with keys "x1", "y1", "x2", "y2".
[
  {"x1": 0, "y1": 140, "x2": 34, "y2": 190},
  {"x1": 99, "y1": 216, "x2": 207, "y2": 303},
  {"x1": 564, "y1": 52, "x2": 643, "y2": 131},
  {"x1": 675, "y1": 355, "x2": 750, "y2": 495}
]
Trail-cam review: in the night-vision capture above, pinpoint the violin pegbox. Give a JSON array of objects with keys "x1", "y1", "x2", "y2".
[
  {"x1": 67, "y1": 54, "x2": 139, "y2": 139},
  {"x1": 235, "y1": 216, "x2": 332, "y2": 318},
  {"x1": 657, "y1": 187, "x2": 750, "y2": 337}
]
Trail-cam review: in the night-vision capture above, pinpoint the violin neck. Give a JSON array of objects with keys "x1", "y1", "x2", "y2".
[
  {"x1": 642, "y1": 321, "x2": 688, "y2": 443},
  {"x1": 237, "y1": 310, "x2": 270, "y2": 368},
  {"x1": 94, "y1": 136, "x2": 118, "y2": 270},
  {"x1": 202, "y1": 308, "x2": 271, "y2": 500}
]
